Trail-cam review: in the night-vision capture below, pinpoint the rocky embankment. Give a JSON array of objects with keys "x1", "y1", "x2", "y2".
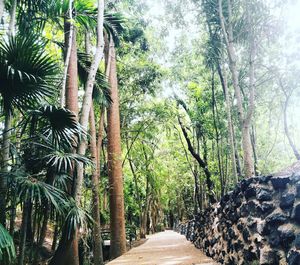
[{"x1": 178, "y1": 171, "x2": 300, "y2": 265}]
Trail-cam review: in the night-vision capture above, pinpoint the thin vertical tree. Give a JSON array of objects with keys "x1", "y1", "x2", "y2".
[{"x1": 218, "y1": 0, "x2": 255, "y2": 177}]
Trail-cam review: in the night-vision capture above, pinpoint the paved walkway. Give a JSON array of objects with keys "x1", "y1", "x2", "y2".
[{"x1": 107, "y1": 230, "x2": 217, "y2": 265}]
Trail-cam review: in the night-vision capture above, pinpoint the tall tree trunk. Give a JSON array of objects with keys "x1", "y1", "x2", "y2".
[
  {"x1": 177, "y1": 127, "x2": 201, "y2": 212},
  {"x1": 49, "y1": 226, "x2": 79, "y2": 265},
  {"x1": 106, "y1": 39, "x2": 127, "y2": 258},
  {"x1": 64, "y1": 26, "x2": 79, "y2": 115},
  {"x1": 218, "y1": 0, "x2": 255, "y2": 177},
  {"x1": 51, "y1": 3, "x2": 105, "y2": 264},
  {"x1": 0, "y1": 0, "x2": 4, "y2": 23},
  {"x1": 250, "y1": 125, "x2": 259, "y2": 174},
  {"x1": 50, "y1": 11, "x2": 80, "y2": 265},
  {"x1": 0, "y1": 112, "x2": 12, "y2": 226},
  {"x1": 8, "y1": 0, "x2": 17, "y2": 35},
  {"x1": 61, "y1": 0, "x2": 74, "y2": 107},
  {"x1": 211, "y1": 69, "x2": 224, "y2": 195},
  {"x1": 89, "y1": 104, "x2": 104, "y2": 265},
  {"x1": 281, "y1": 87, "x2": 300, "y2": 160},
  {"x1": 217, "y1": 65, "x2": 238, "y2": 183},
  {"x1": 18, "y1": 200, "x2": 30, "y2": 265},
  {"x1": 141, "y1": 177, "x2": 150, "y2": 238},
  {"x1": 74, "y1": 0, "x2": 105, "y2": 202}
]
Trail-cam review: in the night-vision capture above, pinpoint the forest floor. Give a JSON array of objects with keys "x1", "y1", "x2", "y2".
[{"x1": 106, "y1": 230, "x2": 217, "y2": 265}]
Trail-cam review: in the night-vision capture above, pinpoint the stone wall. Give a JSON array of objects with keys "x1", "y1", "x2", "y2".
[{"x1": 178, "y1": 173, "x2": 300, "y2": 265}]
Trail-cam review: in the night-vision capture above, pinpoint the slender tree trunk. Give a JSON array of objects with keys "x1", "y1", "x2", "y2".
[
  {"x1": 141, "y1": 177, "x2": 150, "y2": 238},
  {"x1": 250, "y1": 125, "x2": 259, "y2": 174},
  {"x1": 126, "y1": 136, "x2": 144, "y2": 238},
  {"x1": 217, "y1": 65, "x2": 238, "y2": 183},
  {"x1": 0, "y1": 0, "x2": 4, "y2": 23},
  {"x1": 178, "y1": 118, "x2": 215, "y2": 203},
  {"x1": 0, "y1": 112, "x2": 12, "y2": 226},
  {"x1": 52, "y1": 218, "x2": 59, "y2": 252},
  {"x1": 89, "y1": 104, "x2": 104, "y2": 265},
  {"x1": 64, "y1": 25, "x2": 79, "y2": 115},
  {"x1": 177, "y1": 127, "x2": 201, "y2": 212},
  {"x1": 74, "y1": 0, "x2": 105, "y2": 201},
  {"x1": 106, "y1": 39, "x2": 127, "y2": 258},
  {"x1": 218, "y1": 0, "x2": 254, "y2": 177},
  {"x1": 128, "y1": 157, "x2": 144, "y2": 237},
  {"x1": 8, "y1": 0, "x2": 17, "y2": 35},
  {"x1": 282, "y1": 90, "x2": 300, "y2": 160},
  {"x1": 18, "y1": 200, "x2": 30, "y2": 265},
  {"x1": 61, "y1": 0, "x2": 74, "y2": 107},
  {"x1": 211, "y1": 70, "x2": 224, "y2": 195}
]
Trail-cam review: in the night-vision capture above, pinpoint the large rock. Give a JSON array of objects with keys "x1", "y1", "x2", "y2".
[
  {"x1": 280, "y1": 193, "x2": 295, "y2": 210},
  {"x1": 295, "y1": 234, "x2": 300, "y2": 250},
  {"x1": 244, "y1": 187, "x2": 256, "y2": 199},
  {"x1": 260, "y1": 248, "x2": 279, "y2": 265},
  {"x1": 271, "y1": 176, "x2": 290, "y2": 190},
  {"x1": 288, "y1": 250, "x2": 300, "y2": 265},
  {"x1": 278, "y1": 226, "x2": 295, "y2": 249},
  {"x1": 292, "y1": 204, "x2": 300, "y2": 224},
  {"x1": 256, "y1": 188, "x2": 273, "y2": 201},
  {"x1": 265, "y1": 213, "x2": 288, "y2": 226}
]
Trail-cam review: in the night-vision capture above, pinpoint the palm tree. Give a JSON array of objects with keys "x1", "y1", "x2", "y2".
[{"x1": 0, "y1": 34, "x2": 58, "y2": 226}]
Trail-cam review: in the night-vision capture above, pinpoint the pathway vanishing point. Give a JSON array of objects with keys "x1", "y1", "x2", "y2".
[{"x1": 107, "y1": 230, "x2": 217, "y2": 265}]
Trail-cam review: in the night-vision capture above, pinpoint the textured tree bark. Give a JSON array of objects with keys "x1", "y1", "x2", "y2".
[
  {"x1": 217, "y1": 65, "x2": 238, "y2": 183},
  {"x1": 49, "y1": 227, "x2": 79, "y2": 265},
  {"x1": 89, "y1": 104, "x2": 104, "y2": 265},
  {"x1": 50, "y1": 11, "x2": 80, "y2": 265},
  {"x1": 64, "y1": 25, "x2": 79, "y2": 115},
  {"x1": 0, "y1": 112, "x2": 11, "y2": 226},
  {"x1": 218, "y1": 0, "x2": 255, "y2": 177},
  {"x1": 74, "y1": 0, "x2": 105, "y2": 202},
  {"x1": 61, "y1": 0, "x2": 74, "y2": 107},
  {"x1": 107, "y1": 39, "x2": 127, "y2": 258}
]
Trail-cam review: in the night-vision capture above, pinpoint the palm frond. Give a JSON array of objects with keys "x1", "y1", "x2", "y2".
[
  {"x1": 0, "y1": 35, "x2": 58, "y2": 113},
  {"x1": 43, "y1": 150, "x2": 93, "y2": 173},
  {"x1": 0, "y1": 224, "x2": 16, "y2": 265},
  {"x1": 104, "y1": 12, "x2": 127, "y2": 43},
  {"x1": 16, "y1": 175, "x2": 68, "y2": 214},
  {"x1": 23, "y1": 105, "x2": 85, "y2": 148},
  {"x1": 77, "y1": 51, "x2": 111, "y2": 105},
  {"x1": 64, "y1": 200, "x2": 93, "y2": 239}
]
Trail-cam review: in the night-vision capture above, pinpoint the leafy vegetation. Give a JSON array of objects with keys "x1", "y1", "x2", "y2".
[{"x1": 0, "y1": 0, "x2": 299, "y2": 264}]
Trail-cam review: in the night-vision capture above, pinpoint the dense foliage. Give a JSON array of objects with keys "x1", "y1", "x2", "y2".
[{"x1": 0, "y1": 0, "x2": 299, "y2": 264}]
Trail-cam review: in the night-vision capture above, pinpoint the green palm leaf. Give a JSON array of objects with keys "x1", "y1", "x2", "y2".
[
  {"x1": 0, "y1": 35, "x2": 58, "y2": 114},
  {"x1": 0, "y1": 224, "x2": 16, "y2": 265},
  {"x1": 23, "y1": 105, "x2": 85, "y2": 148},
  {"x1": 64, "y1": 200, "x2": 93, "y2": 239},
  {"x1": 16, "y1": 175, "x2": 68, "y2": 214}
]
